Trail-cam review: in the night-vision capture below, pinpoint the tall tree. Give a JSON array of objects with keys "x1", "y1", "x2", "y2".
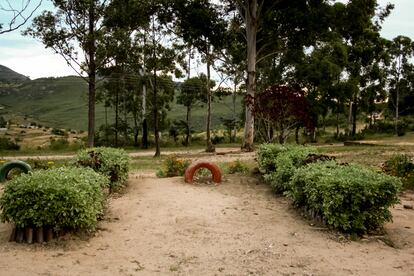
[
  {"x1": 0, "y1": 0, "x2": 42, "y2": 34},
  {"x1": 228, "y1": 0, "x2": 334, "y2": 150},
  {"x1": 177, "y1": 76, "x2": 208, "y2": 146},
  {"x1": 172, "y1": 0, "x2": 227, "y2": 152},
  {"x1": 387, "y1": 36, "x2": 414, "y2": 134},
  {"x1": 25, "y1": 0, "x2": 107, "y2": 147}
]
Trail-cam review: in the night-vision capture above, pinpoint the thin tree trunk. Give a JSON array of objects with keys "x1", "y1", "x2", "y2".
[
  {"x1": 115, "y1": 85, "x2": 119, "y2": 147},
  {"x1": 184, "y1": 47, "x2": 192, "y2": 147},
  {"x1": 242, "y1": 0, "x2": 257, "y2": 152},
  {"x1": 348, "y1": 101, "x2": 353, "y2": 135},
  {"x1": 205, "y1": 48, "x2": 215, "y2": 152},
  {"x1": 336, "y1": 112, "x2": 340, "y2": 137},
  {"x1": 295, "y1": 126, "x2": 300, "y2": 144},
  {"x1": 87, "y1": 2, "x2": 96, "y2": 148},
  {"x1": 185, "y1": 105, "x2": 191, "y2": 146},
  {"x1": 141, "y1": 35, "x2": 148, "y2": 149},
  {"x1": 352, "y1": 99, "x2": 357, "y2": 137},
  {"x1": 396, "y1": 87, "x2": 399, "y2": 135},
  {"x1": 122, "y1": 75, "x2": 128, "y2": 144},
  {"x1": 152, "y1": 17, "x2": 160, "y2": 157},
  {"x1": 232, "y1": 77, "x2": 237, "y2": 143},
  {"x1": 104, "y1": 98, "x2": 108, "y2": 145}
]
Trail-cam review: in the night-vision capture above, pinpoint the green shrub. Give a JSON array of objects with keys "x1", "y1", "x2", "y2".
[
  {"x1": 289, "y1": 162, "x2": 402, "y2": 233},
  {"x1": 383, "y1": 154, "x2": 414, "y2": 189},
  {"x1": 261, "y1": 145, "x2": 316, "y2": 193},
  {"x1": 75, "y1": 147, "x2": 130, "y2": 192},
  {"x1": 51, "y1": 128, "x2": 66, "y2": 136},
  {"x1": 0, "y1": 167, "x2": 108, "y2": 230},
  {"x1": 256, "y1": 143, "x2": 289, "y2": 174},
  {"x1": 0, "y1": 137, "x2": 20, "y2": 150},
  {"x1": 49, "y1": 137, "x2": 69, "y2": 150},
  {"x1": 226, "y1": 160, "x2": 249, "y2": 174},
  {"x1": 156, "y1": 155, "x2": 190, "y2": 177}
]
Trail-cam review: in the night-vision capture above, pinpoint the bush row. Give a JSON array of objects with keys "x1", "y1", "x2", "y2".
[
  {"x1": 75, "y1": 147, "x2": 130, "y2": 192},
  {"x1": 0, "y1": 147, "x2": 130, "y2": 233},
  {"x1": 257, "y1": 144, "x2": 402, "y2": 234},
  {"x1": 0, "y1": 167, "x2": 108, "y2": 230},
  {"x1": 382, "y1": 154, "x2": 414, "y2": 189}
]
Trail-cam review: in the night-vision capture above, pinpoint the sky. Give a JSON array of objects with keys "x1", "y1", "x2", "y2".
[{"x1": 0, "y1": 0, "x2": 413, "y2": 80}]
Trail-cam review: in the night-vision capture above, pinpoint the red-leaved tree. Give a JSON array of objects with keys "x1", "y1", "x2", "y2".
[{"x1": 248, "y1": 85, "x2": 314, "y2": 144}]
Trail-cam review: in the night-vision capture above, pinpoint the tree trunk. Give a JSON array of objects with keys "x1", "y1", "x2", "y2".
[
  {"x1": 232, "y1": 77, "x2": 237, "y2": 143},
  {"x1": 352, "y1": 99, "x2": 357, "y2": 137},
  {"x1": 395, "y1": 84, "x2": 400, "y2": 135},
  {"x1": 152, "y1": 17, "x2": 160, "y2": 157},
  {"x1": 115, "y1": 85, "x2": 119, "y2": 147},
  {"x1": 87, "y1": 2, "x2": 96, "y2": 148},
  {"x1": 347, "y1": 101, "x2": 353, "y2": 135},
  {"x1": 133, "y1": 101, "x2": 139, "y2": 147},
  {"x1": 104, "y1": 99, "x2": 108, "y2": 145},
  {"x1": 185, "y1": 105, "x2": 191, "y2": 146},
  {"x1": 205, "y1": 48, "x2": 215, "y2": 153},
  {"x1": 141, "y1": 36, "x2": 148, "y2": 149},
  {"x1": 295, "y1": 126, "x2": 300, "y2": 144},
  {"x1": 242, "y1": 0, "x2": 257, "y2": 152},
  {"x1": 336, "y1": 112, "x2": 340, "y2": 137},
  {"x1": 123, "y1": 76, "x2": 128, "y2": 144}
]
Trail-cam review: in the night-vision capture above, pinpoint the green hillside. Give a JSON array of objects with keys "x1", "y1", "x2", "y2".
[
  {"x1": 167, "y1": 95, "x2": 243, "y2": 132},
  {"x1": 0, "y1": 76, "x2": 109, "y2": 130},
  {"x1": 0, "y1": 71, "x2": 243, "y2": 132},
  {"x1": 0, "y1": 65, "x2": 30, "y2": 83}
]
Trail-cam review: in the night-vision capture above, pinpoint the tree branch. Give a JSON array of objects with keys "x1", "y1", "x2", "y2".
[{"x1": 0, "y1": 0, "x2": 43, "y2": 34}]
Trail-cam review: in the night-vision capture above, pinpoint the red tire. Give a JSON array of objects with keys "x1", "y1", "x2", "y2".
[{"x1": 184, "y1": 161, "x2": 222, "y2": 184}]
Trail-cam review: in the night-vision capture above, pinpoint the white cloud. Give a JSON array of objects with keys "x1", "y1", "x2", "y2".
[{"x1": 0, "y1": 42, "x2": 80, "y2": 79}]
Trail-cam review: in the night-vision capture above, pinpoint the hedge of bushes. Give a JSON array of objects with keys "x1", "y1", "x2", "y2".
[
  {"x1": 382, "y1": 154, "x2": 414, "y2": 189},
  {"x1": 257, "y1": 144, "x2": 402, "y2": 234},
  {"x1": 75, "y1": 147, "x2": 130, "y2": 192},
  {"x1": 0, "y1": 167, "x2": 109, "y2": 230},
  {"x1": 0, "y1": 147, "x2": 131, "y2": 237}
]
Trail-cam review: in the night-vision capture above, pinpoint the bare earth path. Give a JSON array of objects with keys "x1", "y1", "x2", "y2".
[{"x1": 1, "y1": 175, "x2": 414, "y2": 275}]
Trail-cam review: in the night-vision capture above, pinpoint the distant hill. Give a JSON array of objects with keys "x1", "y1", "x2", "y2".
[
  {"x1": 0, "y1": 65, "x2": 30, "y2": 83},
  {"x1": 0, "y1": 67, "x2": 242, "y2": 131},
  {"x1": 0, "y1": 76, "x2": 107, "y2": 130}
]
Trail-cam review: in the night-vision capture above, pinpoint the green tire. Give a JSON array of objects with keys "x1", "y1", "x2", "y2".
[{"x1": 0, "y1": 160, "x2": 32, "y2": 182}]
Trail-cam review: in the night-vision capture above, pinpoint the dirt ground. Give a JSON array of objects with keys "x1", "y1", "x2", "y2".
[{"x1": 1, "y1": 175, "x2": 414, "y2": 275}]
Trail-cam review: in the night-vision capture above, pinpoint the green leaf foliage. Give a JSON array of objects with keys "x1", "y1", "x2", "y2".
[
  {"x1": 75, "y1": 147, "x2": 130, "y2": 192},
  {"x1": 382, "y1": 154, "x2": 414, "y2": 189},
  {"x1": 261, "y1": 145, "x2": 317, "y2": 193},
  {"x1": 256, "y1": 143, "x2": 288, "y2": 174},
  {"x1": 0, "y1": 167, "x2": 108, "y2": 230},
  {"x1": 156, "y1": 155, "x2": 190, "y2": 178},
  {"x1": 289, "y1": 162, "x2": 402, "y2": 233}
]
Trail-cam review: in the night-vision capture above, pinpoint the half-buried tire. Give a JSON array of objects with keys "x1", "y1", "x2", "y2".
[
  {"x1": 0, "y1": 160, "x2": 32, "y2": 182},
  {"x1": 184, "y1": 161, "x2": 222, "y2": 184}
]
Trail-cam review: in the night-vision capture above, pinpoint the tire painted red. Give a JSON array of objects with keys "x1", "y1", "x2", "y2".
[{"x1": 184, "y1": 161, "x2": 222, "y2": 184}]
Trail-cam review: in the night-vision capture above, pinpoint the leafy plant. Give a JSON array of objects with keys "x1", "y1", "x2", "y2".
[
  {"x1": 256, "y1": 143, "x2": 288, "y2": 174},
  {"x1": 156, "y1": 155, "x2": 190, "y2": 177},
  {"x1": 263, "y1": 145, "x2": 317, "y2": 193},
  {"x1": 0, "y1": 137, "x2": 20, "y2": 150},
  {"x1": 75, "y1": 147, "x2": 130, "y2": 192},
  {"x1": 383, "y1": 154, "x2": 414, "y2": 189},
  {"x1": 0, "y1": 167, "x2": 108, "y2": 230},
  {"x1": 49, "y1": 137, "x2": 69, "y2": 150},
  {"x1": 226, "y1": 160, "x2": 249, "y2": 174},
  {"x1": 289, "y1": 162, "x2": 402, "y2": 233}
]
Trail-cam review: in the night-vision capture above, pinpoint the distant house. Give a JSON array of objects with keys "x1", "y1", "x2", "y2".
[{"x1": 367, "y1": 112, "x2": 384, "y2": 121}]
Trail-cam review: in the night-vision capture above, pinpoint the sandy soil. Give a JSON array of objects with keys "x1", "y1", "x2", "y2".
[{"x1": 1, "y1": 175, "x2": 414, "y2": 275}]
